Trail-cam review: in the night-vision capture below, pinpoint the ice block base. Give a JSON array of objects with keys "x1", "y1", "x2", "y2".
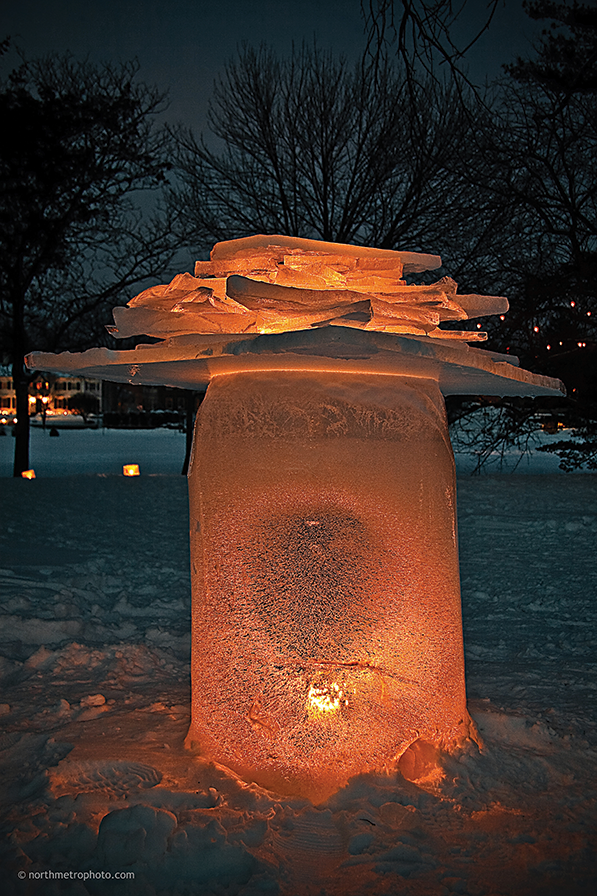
[{"x1": 186, "y1": 370, "x2": 472, "y2": 802}]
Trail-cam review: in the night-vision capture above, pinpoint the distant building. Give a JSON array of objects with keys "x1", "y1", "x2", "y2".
[
  {"x1": 51, "y1": 376, "x2": 102, "y2": 412},
  {"x1": 0, "y1": 366, "x2": 197, "y2": 426},
  {"x1": 0, "y1": 368, "x2": 103, "y2": 421},
  {"x1": 0, "y1": 372, "x2": 16, "y2": 415}
]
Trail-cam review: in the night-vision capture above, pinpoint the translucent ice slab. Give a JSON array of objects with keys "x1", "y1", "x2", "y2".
[
  {"x1": 27, "y1": 327, "x2": 565, "y2": 398},
  {"x1": 186, "y1": 371, "x2": 472, "y2": 802},
  {"x1": 24, "y1": 234, "x2": 566, "y2": 804}
]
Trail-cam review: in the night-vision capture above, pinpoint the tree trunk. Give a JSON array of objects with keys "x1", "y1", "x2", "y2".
[
  {"x1": 12, "y1": 357, "x2": 31, "y2": 477},
  {"x1": 181, "y1": 391, "x2": 195, "y2": 476},
  {"x1": 11, "y1": 276, "x2": 32, "y2": 477},
  {"x1": 181, "y1": 391, "x2": 206, "y2": 476}
]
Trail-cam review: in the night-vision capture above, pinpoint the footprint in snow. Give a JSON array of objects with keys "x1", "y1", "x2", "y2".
[{"x1": 49, "y1": 760, "x2": 162, "y2": 797}]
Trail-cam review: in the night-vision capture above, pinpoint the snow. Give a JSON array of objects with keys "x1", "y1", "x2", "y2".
[
  {"x1": 0, "y1": 426, "x2": 187, "y2": 478},
  {"x1": 0, "y1": 419, "x2": 579, "y2": 479},
  {"x1": 1, "y1": 430, "x2": 596, "y2": 894}
]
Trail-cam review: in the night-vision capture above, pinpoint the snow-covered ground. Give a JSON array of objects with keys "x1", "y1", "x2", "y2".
[
  {"x1": 1, "y1": 429, "x2": 596, "y2": 894},
  {"x1": 0, "y1": 426, "x2": 188, "y2": 478},
  {"x1": 0, "y1": 421, "x2": 574, "y2": 478}
]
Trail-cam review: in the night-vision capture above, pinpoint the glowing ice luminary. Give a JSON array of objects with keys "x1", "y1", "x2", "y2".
[{"x1": 27, "y1": 234, "x2": 565, "y2": 803}]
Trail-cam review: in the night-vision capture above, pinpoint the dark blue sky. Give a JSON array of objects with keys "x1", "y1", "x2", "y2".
[{"x1": 3, "y1": 0, "x2": 542, "y2": 131}]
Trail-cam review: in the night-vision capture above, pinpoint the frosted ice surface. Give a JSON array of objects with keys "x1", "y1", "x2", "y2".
[
  {"x1": 26, "y1": 233, "x2": 564, "y2": 397},
  {"x1": 186, "y1": 371, "x2": 472, "y2": 802},
  {"x1": 208, "y1": 233, "x2": 443, "y2": 273},
  {"x1": 20, "y1": 233, "x2": 566, "y2": 805},
  {"x1": 26, "y1": 326, "x2": 566, "y2": 397}
]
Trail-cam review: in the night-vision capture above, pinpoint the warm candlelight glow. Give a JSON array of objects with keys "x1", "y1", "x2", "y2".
[
  {"x1": 186, "y1": 370, "x2": 474, "y2": 802},
  {"x1": 21, "y1": 469, "x2": 36, "y2": 479},
  {"x1": 306, "y1": 681, "x2": 348, "y2": 717},
  {"x1": 23, "y1": 233, "x2": 566, "y2": 806}
]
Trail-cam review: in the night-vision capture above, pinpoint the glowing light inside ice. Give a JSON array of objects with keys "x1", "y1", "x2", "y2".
[
  {"x1": 307, "y1": 682, "x2": 348, "y2": 717},
  {"x1": 23, "y1": 233, "x2": 566, "y2": 805},
  {"x1": 185, "y1": 370, "x2": 473, "y2": 802}
]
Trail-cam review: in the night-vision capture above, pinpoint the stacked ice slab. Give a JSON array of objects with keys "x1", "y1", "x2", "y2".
[
  {"x1": 108, "y1": 233, "x2": 507, "y2": 342},
  {"x1": 27, "y1": 234, "x2": 565, "y2": 396},
  {"x1": 27, "y1": 235, "x2": 565, "y2": 804}
]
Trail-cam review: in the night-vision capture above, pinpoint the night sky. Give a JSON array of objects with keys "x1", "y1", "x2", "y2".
[{"x1": 3, "y1": 0, "x2": 542, "y2": 132}]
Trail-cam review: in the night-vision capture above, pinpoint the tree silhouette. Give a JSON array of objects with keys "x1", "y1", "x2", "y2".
[
  {"x1": 170, "y1": 44, "x2": 488, "y2": 259},
  {"x1": 360, "y1": 0, "x2": 500, "y2": 87},
  {"x1": 467, "y1": 2, "x2": 597, "y2": 390},
  {"x1": 0, "y1": 53, "x2": 178, "y2": 476},
  {"x1": 506, "y1": 0, "x2": 597, "y2": 94},
  {"x1": 445, "y1": 1, "x2": 597, "y2": 468}
]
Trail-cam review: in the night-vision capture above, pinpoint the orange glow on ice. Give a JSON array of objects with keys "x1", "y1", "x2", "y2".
[
  {"x1": 186, "y1": 370, "x2": 473, "y2": 803},
  {"x1": 306, "y1": 681, "x2": 348, "y2": 718},
  {"x1": 107, "y1": 235, "x2": 506, "y2": 343},
  {"x1": 20, "y1": 233, "x2": 565, "y2": 807}
]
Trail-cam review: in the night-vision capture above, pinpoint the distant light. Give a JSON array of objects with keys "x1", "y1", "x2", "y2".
[
  {"x1": 547, "y1": 344, "x2": 551, "y2": 350},
  {"x1": 499, "y1": 315, "x2": 505, "y2": 321},
  {"x1": 476, "y1": 323, "x2": 482, "y2": 329},
  {"x1": 559, "y1": 341, "x2": 563, "y2": 346},
  {"x1": 21, "y1": 469, "x2": 36, "y2": 479},
  {"x1": 533, "y1": 326, "x2": 539, "y2": 333},
  {"x1": 571, "y1": 301, "x2": 576, "y2": 307},
  {"x1": 588, "y1": 311, "x2": 592, "y2": 316},
  {"x1": 123, "y1": 464, "x2": 140, "y2": 477}
]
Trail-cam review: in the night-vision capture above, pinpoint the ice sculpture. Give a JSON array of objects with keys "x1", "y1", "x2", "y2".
[{"x1": 27, "y1": 234, "x2": 565, "y2": 803}]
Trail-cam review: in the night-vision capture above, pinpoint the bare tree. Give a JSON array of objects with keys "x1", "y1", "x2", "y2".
[
  {"x1": 360, "y1": 0, "x2": 500, "y2": 86},
  {"x1": 444, "y1": 2, "x2": 597, "y2": 468},
  {"x1": 506, "y1": 0, "x2": 597, "y2": 94},
  {"x1": 170, "y1": 43, "x2": 490, "y2": 261},
  {"x1": 0, "y1": 53, "x2": 178, "y2": 476}
]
